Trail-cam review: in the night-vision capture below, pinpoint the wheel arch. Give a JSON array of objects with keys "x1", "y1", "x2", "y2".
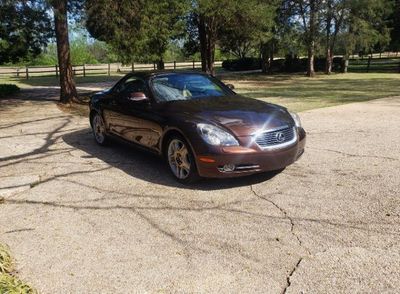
[{"x1": 161, "y1": 127, "x2": 196, "y2": 160}]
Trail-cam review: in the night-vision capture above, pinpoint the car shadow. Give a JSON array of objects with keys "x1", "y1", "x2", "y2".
[{"x1": 62, "y1": 128, "x2": 282, "y2": 190}]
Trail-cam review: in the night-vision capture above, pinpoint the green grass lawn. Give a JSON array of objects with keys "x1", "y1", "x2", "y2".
[
  {"x1": 1, "y1": 72, "x2": 400, "y2": 112},
  {"x1": 223, "y1": 72, "x2": 400, "y2": 112}
]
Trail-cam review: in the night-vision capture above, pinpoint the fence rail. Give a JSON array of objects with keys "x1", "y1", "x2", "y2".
[
  {"x1": 0, "y1": 61, "x2": 223, "y2": 79},
  {"x1": 348, "y1": 57, "x2": 400, "y2": 73},
  {"x1": 1, "y1": 57, "x2": 399, "y2": 78}
]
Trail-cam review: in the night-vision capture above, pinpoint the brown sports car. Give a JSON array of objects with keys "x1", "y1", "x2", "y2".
[{"x1": 89, "y1": 71, "x2": 306, "y2": 183}]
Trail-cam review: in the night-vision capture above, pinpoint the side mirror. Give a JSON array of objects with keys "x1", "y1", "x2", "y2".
[
  {"x1": 226, "y1": 83, "x2": 235, "y2": 90},
  {"x1": 128, "y1": 92, "x2": 149, "y2": 102}
]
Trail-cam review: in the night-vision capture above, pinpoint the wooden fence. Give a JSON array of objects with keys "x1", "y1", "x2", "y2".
[
  {"x1": 348, "y1": 57, "x2": 400, "y2": 73},
  {"x1": 0, "y1": 61, "x2": 223, "y2": 79}
]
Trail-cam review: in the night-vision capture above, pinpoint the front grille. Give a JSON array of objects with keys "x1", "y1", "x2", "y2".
[{"x1": 255, "y1": 126, "x2": 296, "y2": 148}]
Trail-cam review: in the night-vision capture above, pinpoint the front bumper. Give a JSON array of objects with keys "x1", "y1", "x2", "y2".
[{"x1": 195, "y1": 128, "x2": 306, "y2": 178}]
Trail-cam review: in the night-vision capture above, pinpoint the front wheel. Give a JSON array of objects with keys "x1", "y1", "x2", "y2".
[
  {"x1": 167, "y1": 136, "x2": 200, "y2": 184},
  {"x1": 91, "y1": 113, "x2": 109, "y2": 146}
]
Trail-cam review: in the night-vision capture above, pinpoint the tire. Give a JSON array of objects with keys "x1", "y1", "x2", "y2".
[
  {"x1": 166, "y1": 135, "x2": 200, "y2": 184},
  {"x1": 91, "y1": 113, "x2": 109, "y2": 146}
]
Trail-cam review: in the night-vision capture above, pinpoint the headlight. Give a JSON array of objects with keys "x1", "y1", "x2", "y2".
[
  {"x1": 290, "y1": 112, "x2": 302, "y2": 128},
  {"x1": 197, "y1": 123, "x2": 239, "y2": 146}
]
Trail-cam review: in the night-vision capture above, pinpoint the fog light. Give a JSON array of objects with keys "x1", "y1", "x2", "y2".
[{"x1": 223, "y1": 164, "x2": 235, "y2": 172}]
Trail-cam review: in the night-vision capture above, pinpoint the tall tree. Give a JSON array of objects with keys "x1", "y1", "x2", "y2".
[
  {"x1": 196, "y1": 1, "x2": 219, "y2": 74},
  {"x1": 49, "y1": 0, "x2": 78, "y2": 103},
  {"x1": 86, "y1": 0, "x2": 187, "y2": 69},
  {"x1": 341, "y1": 0, "x2": 392, "y2": 72},
  {"x1": 218, "y1": 0, "x2": 276, "y2": 61},
  {"x1": 185, "y1": 0, "x2": 276, "y2": 75},
  {"x1": 323, "y1": 0, "x2": 347, "y2": 74},
  {"x1": 0, "y1": 0, "x2": 52, "y2": 64},
  {"x1": 389, "y1": 0, "x2": 400, "y2": 53},
  {"x1": 289, "y1": 0, "x2": 323, "y2": 77}
]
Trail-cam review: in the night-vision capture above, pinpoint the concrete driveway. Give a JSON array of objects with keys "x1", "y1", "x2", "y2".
[{"x1": 0, "y1": 89, "x2": 399, "y2": 293}]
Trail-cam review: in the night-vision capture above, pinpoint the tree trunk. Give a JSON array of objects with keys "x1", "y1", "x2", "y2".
[
  {"x1": 341, "y1": 53, "x2": 349, "y2": 73},
  {"x1": 157, "y1": 58, "x2": 165, "y2": 70},
  {"x1": 206, "y1": 36, "x2": 215, "y2": 75},
  {"x1": 198, "y1": 15, "x2": 208, "y2": 73},
  {"x1": 307, "y1": 42, "x2": 315, "y2": 77},
  {"x1": 325, "y1": 0, "x2": 332, "y2": 74},
  {"x1": 268, "y1": 42, "x2": 274, "y2": 74},
  {"x1": 307, "y1": 0, "x2": 317, "y2": 77},
  {"x1": 198, "y1": 14, "x2": 215, "y2": 75},
  {"x1": 260, "y1": 44, "x2": 268, "y2": 74},
  {"x1": 325, "y1": 47, "x2": 332, "y2": 74},
  {"x1": 52, "y1": 0, "x2": 78, "y2": 104}
]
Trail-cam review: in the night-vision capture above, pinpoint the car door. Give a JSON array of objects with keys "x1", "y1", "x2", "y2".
[{"x1": 107, "y1": 76, "x2": 164, "y2": 151}]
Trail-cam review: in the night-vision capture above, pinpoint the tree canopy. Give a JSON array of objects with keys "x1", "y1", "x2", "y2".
[
  {"x1": 86, "y1": 0, "x2": 187, "y2": 68},
  {"x1": 0, "y1": 0, "x2": 53, "y2": 64}
]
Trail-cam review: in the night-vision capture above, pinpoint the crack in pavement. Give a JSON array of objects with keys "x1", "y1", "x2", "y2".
[
  {"x1": 250, "y1": 185, "x2": 310, "y2": 294},
  {"x1": 282, "y1": 257, "x2": 303, "y2": 294},
  {"x1": 250, "y1": 185, "x2": 311, "y2": 255}
]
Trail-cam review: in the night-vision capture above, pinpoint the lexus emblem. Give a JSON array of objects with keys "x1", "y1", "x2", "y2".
[{"x1": 276, "y1": 132, "x2": 286, "y2": 143}]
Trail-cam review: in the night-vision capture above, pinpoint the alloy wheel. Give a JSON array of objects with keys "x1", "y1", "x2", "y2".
[
  {"x1": 167, "y1": 139, "x2": 191, "y2": 179},
  {"x1": 93, "y1": 114, "x2": 106, "y2": 144}
]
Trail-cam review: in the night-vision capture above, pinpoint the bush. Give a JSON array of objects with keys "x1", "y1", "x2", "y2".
[
  {"x1": 222, "y1": 57, "x2": 262, "y2": 71},
  {"x1": 283, "y1": 56, "x2": 344, "y2": 72},
  {"x1": 0, "y1": 84, "x2": 20, "y2": 98}
]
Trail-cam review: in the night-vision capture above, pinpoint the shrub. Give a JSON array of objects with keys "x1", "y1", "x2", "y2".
[
  {"x1": 222, "y1": 57, "x2": 262, "y2": 71},
  {"x1": 0, "y1": 84, "x2": 20, "y2": 98}
]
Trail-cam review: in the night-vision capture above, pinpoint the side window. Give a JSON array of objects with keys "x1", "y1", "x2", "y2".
[
  {"x1": 122, "y1": 79, "x2": 146, "y2": 95},
  {"x1": 115, "y1": 76, "x2": 147, "y2": 96}
]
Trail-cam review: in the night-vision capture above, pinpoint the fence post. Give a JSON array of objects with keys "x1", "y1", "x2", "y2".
[
  {"x1": 55, "y1": 65, "x2": 59, "y2": 78},
  {"x1": 132, "y1": 62, "x2": 134, "y2": 72},
  {"x1": 367, "y1": 56, "x2": 372, "y2": 73},
  {"x1": 16, "y1": 68, "x2": 20, "y2": 78},
  {"x1": 192, "y1": 60, "x2": 195, "y2": 69},
  {"x1": 153, "y1": 62, "x2": 156, "y2": 70},
  {"x1": 25, "y1": 67, "x2": 29, "y2": 79},
  {"x1": 108, "y1": 63, "x2": 111, "y2": 76},
  {"x1": 174, "y1": 61, "x2": 176, "y2": 70},
  {"x1": 83, "y1": 64, "x2": 86, "y2": 77}
]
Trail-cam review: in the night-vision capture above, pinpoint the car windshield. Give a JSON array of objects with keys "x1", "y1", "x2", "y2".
[{"x1": 151, "y1": 73, "x2": 230, "y2": 102}]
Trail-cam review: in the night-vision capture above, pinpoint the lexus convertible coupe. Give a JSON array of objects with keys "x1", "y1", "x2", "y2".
[{"x1": 89, "y1": 71, "x2": 306, "y2": 183}]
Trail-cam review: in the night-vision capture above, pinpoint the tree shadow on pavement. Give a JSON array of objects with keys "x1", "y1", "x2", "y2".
[{"x1": 62, "y1": 128, "x2": 282, "y2": 191}]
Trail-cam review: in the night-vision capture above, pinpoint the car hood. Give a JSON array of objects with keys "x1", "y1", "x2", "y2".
[{"x1": 161, "y1": 95, "x2": 294, "y2": 136}]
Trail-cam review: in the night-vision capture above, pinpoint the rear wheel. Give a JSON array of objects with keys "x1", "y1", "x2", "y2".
[
  {"x1": 167, "y1": 136, "x2": 200, "y2": 184},
  {"x1": 91, "y1": 113, "x2": 109, "y2": 146}
]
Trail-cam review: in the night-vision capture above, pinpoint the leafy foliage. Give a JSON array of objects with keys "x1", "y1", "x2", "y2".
[
  {"x1": 0, "y1": 244, "x2": 36, "y2": 294},
  {"x1": 343, "y1": 0, "x2": 393, "y2": 55},
  {"x1": 389, "y1": 0, "x2": 400, "y2": 51},
  {"x1": 0, "y1": 0, "x2": 53, "y2": 64},
  {"x1": 86, "y1": 0, "x2": 188, "y2": 65},
  {"x1": 218, "y1": 0, "x2": 277, "y2": 58}
]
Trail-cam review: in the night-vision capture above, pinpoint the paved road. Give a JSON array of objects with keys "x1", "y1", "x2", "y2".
[{"x1": 0, "y1": 89, "x2": 399, "y2": 293}]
